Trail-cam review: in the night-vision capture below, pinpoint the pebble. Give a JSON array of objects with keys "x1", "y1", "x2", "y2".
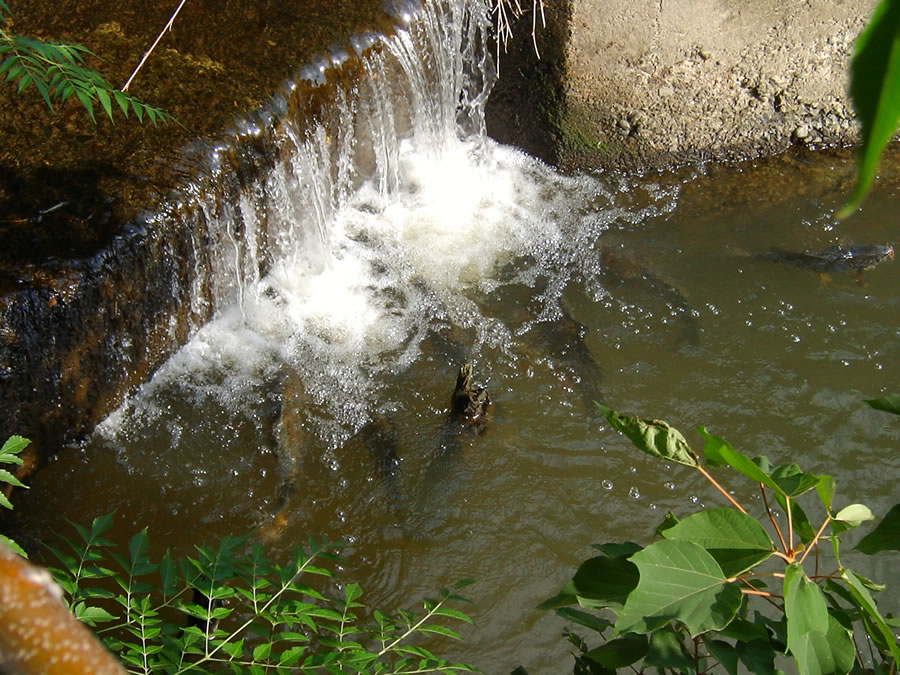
[{"x1": 793, "y1": 124, "x2": 809, "y2": 139}]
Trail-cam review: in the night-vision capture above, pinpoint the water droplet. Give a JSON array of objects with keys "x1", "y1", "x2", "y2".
[
  {"x1": 664, "y1": 481, "x2": 676, "y2": 490},
  {"x1": 689, "y1": 495, "x2": 699, "y2": 504},
  {"x1": 629, "y1": 487, "x2": 641, "y2": 499},
  {"x1": 601, "y1": 479, "x2": 614, "y2": 490},
  {"x1": 649, "y1": 503, "x2": 658, "y2": 510}
]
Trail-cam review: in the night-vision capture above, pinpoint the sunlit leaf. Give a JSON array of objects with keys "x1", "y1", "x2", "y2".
[
  {"x1": 769, "y1": 464, "x2": 821, "y2": 497},
  {"x1": 832, "y1": 503, "x2": 875, "y2": 536},
  {"x1": 614, "y1": 539, "x2": 741, "y2": 637},
  {"x1": 839, "y1": 0, "x2": 900, "y2": 217},
  {"x1": 597, "y1": 404, "x2": 698, "y2": 466}
]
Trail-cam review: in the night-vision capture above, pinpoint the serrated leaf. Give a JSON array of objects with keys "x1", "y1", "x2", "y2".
[{"x1": 614, "y1": 539, "x2": 742, "y2": 637}]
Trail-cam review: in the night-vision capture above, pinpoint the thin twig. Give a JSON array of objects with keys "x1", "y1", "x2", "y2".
[
  {"x1": 122, "y1": 0, "x2": 188, "y2": 92},
  {"x1": 797, "y1": 516, "x2": 831, "y2": 566},
  {"x1": 694, "y1": 463, "x2": 748, "y2": 513},
  {"x1": 761, "y1": 485, "x2": 789, "y2": 554}
]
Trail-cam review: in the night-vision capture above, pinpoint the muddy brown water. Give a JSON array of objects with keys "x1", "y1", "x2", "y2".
[{"x1": 8, "y1": 146, "x2": 900, "y2": 672}]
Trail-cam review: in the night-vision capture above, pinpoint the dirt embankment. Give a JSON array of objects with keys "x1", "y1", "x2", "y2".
[{"x1": 486, "y1": 0, "x2": 884, "y2": 172}]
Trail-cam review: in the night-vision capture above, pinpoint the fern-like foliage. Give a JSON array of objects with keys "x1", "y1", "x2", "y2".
[
  {"x1": 0, "y1": 435, "x2": 29, "y2": 558},
  {"x1": 0, "y1": 2, "x2": 173, "y2": 125},
  {"x1": 46, "y1": 513, "x2": 478, "y2": 673}
]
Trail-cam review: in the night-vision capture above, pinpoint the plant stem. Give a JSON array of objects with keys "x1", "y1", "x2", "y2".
[
  {"x1": 761, "y1": 486, "x2": 789, "y2": 554},
  {"x1": 786, "y1": 495, "x2": 794, "y2": 554},
  {"x1": 122, "y1": 0, "x2": 188, "y2": 92},
  {"x1": 694, "y1": 463, "x2": 748, "y2": 513},
  {"x1": 797, "y1": 516, "x2": 831, "y2": 566}
]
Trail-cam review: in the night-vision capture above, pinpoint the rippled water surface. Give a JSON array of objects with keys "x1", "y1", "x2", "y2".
[{"x1": 13, "y1": 144, "x2": 900, "y2": 672}]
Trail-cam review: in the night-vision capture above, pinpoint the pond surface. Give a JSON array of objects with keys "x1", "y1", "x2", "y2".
[{"x1": 13, "y1": 142, "x2": 899, "y2": 672}]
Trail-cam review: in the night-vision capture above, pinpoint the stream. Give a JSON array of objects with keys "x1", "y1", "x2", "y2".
[{"x1": 9, "y1": 0, "x2": 900, "y2": 671}]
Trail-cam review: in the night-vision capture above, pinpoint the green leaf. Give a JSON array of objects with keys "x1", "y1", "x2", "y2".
[
  {"x1": 831, "y1": 503, "x2": 874, "y2": 536},
  {"x1": 614, "y1": 539, "x2": 742, "y2": 637},
  {"x1": 661, "y1": 508, "x2": 774, "y2": 576},
  {"x1": 864, "y1": 395, "x2": 900, "y2": 415},
  {"x1": 815, "y1": 475, "x2": 835, "y2": 511},
  {"x1": 643, "y1": 629, "x2": 694, "y2": 670},
  {"x1": 0, "y1": 534, "x2": 27, "y2": 558},
  {"x1": 596, "y1": 404, "x2": 698, "y2": 467},
  {"x1": 555, "y1": 607, "x2": 612, "y2": 634},
  {"x1": 839, "y1": 0, "x2": 900, "y2": 217},
  {"x1": 840, "y1": 568, "x2": 900, "y2": 664},
  {"x1": 96, "y1": 87, "x2": 113, "y2": 121},
  {"x1": 784, "y1": 563, "x2": 849, "y2": 675},
  {"x1": 769, "y1": 464, "x2": 821, "y2": 497},
  {"x1": 583, "y1": 634, "x2": 648, "y2": 669},
  {"x1": 705, "y1": 638, "x2": 740, "y2": 675},
  {"x1": 590, "y1": 542, "x2": 642, "y2": 559},
  {"x1": 775, "y1": 493, "x2": 817, "y2": 544},
  {"x1": 736, "y1": 638, "x2": 777, "y2": 675},
  {"x1": 572, "y1": 554, "x2": 640, "y2": 610},
  {"x1": 697, "y1": 426, "x2": 731, "y2": 467},
  {"x1": 0, "y1": 435, "x2": 29, "y2": 458},
  {"x1": 855, "y1": 502, "x2": 900, "y2": 554}
]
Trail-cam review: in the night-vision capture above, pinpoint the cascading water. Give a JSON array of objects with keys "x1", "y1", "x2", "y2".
[
  {"x1": 13, "y1": 0, "x2": 900, "y2": 671},
  {"x1": 101, "y1": 0, "x2": 665, "y2": 449}
]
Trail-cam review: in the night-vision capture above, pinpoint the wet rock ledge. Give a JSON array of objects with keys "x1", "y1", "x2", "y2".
[{"x1": 0, "y1": 0, "x2": 385, "y2": 468}]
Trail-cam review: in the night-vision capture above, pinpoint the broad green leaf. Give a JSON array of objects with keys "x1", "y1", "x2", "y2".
[
  {"x1": 596, "y1": 404, "x2": 698, "y2": 467},
  {"x1": 590, "y1": 542, "x2": 642, "y2": 559},
  {"x1": 816, "y1": 475, "x2": 835, "y2": 511},
  {"x1": 643, "y1": 629, "x2": 694, "y2": 670},
  {"x1": 736, "y1": 639, "x2": 777, "y2": 675},
  {"x1": 855, "y1": 502, "x2": 900, "y2": 554},
  {"x1": 774, "y1": 493, "x2": 816, "y2": 544},
  {"x1": 705, "y1": 638, "x2": 740, "y2": 675},
  {"x1": 784, "y1": 564, "x2": 852, "y2": 674},
  {"x1": 841, "y1": 568, "x2": 900, "y2": 664},
  {"x1": 614, "y1": 539, "x2": 742, "y2": 637},
  {"x1": 825, "y1": 612, "x2": 855, "y2": 674},
  {"x1": 654, "y1": 511, "x2": 680, "y2": 537},
  {"x1": 864, "y1": 395, "x2": 900, "y2": 415},
  {"x1": 697, "y1": 426, "x2": 732, "y2": 467},
  {"x1": 839, "y1": 0, "x2": 900, "y2": 217},
  {"x1": 769, "y1": 464, "x2": 821, "y2": 497},
  {"x1": 572, "y1": 554, "x2": 640, "y2": 610},
  {"x1": 662, "y1": 508, "x2": 774, "y2": 551},
  {"x1": 832, "y1": 503, "x2": 874, "y2": 536},
  {"x1": 584, "y1": 634, "x2": 648, "y2": 669}
]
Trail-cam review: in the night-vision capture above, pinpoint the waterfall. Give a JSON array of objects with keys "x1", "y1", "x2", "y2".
[{"x1": 98, "y1": 0, "x2": 662, "y2": 449}]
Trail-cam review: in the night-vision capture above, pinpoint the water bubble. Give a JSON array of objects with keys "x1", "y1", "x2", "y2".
[
  {"x1": 601, "y1": 479, "x2": 614, "y2": 490},
  {"x1": 649, "y1": 503, "x2": 658, "y2": 510},
  {"x1": 689, "y1": 495, "x2": 699, "y2": 505},
  {"x1": 629, "y1": 466, "x2": 638, "y2": 474},
  {"x1": 629, "y1": 487, "x2": 641, "y2": 499},
  {"x1": 664, "y1": 481, "x2": 676, "y2": 490}
]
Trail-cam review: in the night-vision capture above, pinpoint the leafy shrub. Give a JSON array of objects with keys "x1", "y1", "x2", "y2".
[
  {"x1": 538, "y1": 401, "x2": 900, "y2": 674},
  {"x1": 0, "y1": 435, "x2": 29, "y2": 557},
  {"x1": 0, "y1": 0, "x2": 172, "y2": 124},
  {"x1": 45, "y1": 513, "x2": 477, "y2": 673}
]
